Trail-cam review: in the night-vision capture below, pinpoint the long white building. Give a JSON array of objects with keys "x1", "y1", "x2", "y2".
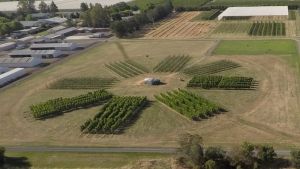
[
  {"x1": 0, "y1": 57, "x2": 42, "y2": 68},
  {"x1": 0, "y1": 68, "x2": 27, "y2": 86},
  {"x1": 218, "y1": 6, "x2": 289, "y2": 20}
]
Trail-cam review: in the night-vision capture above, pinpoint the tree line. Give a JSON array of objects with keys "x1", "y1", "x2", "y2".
[{"x1": 177, "y1": 134, "x2": 300, "y2": 169}]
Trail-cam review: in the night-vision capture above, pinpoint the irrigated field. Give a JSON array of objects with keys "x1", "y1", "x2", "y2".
[
  {"x1": 1, "y1": 39, "x2": 300, "y2": 149},
  {"x1": 143, "y1": 12, "x2": 217, "y2": 39}
]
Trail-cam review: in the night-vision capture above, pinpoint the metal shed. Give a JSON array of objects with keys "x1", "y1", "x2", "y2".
[
  {"x1": 0, "y1": 68, "x2": 27, "y2": 86},
  {"x1": 30, "y1": 43, "x2": 77, "y2": 51},
  {"x1": 0, "y1": 42, "x2": 16, "y2": 51},
  {"x1": 0, "y1": 57, "x2": 42, "y2": 67},
  {"x1": 9, "y1": 49, "x2": 63, "y2": 58}
]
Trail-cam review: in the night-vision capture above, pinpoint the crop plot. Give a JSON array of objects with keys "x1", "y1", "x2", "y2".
[
  {"x1": 81, "y1": 96, "x2": 147, "y2": 134},
  {"x1": 213, "y1": 22, "x2": 252, "y2": 36},
  {"x1": 153, "y1": 55, "x2": 191, "y2": 72},
  {"x1": 248, "y1": 22, "x2": 286, "y2": 36},
  {"x1": 105, "y1": 60, "x2": 148, "y2": 78},
  {"x1": 183, "y1": 60, "x2": 240, "y2": 76},
  {"x1": 155, "y1": 89, "x2": 224, "y2": 120},
  {"x1": 187, "y1": 75, "x2": 256, "y2": 89},
  {"x1": 144, "y1": 12, "x2": 217, "y2": 39},
  {"x1": 49, "y1": 78, "x2": 119, "y2": 89}
]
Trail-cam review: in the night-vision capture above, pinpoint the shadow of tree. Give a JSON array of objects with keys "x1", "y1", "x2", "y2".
[{"x1": 3, "y1": 156, "x2": 31, "y2": 169}]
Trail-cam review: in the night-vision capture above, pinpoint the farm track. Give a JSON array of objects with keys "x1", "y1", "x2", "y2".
[{"x1": 143, "y1": 12, "x2": 217, "y2": 39}]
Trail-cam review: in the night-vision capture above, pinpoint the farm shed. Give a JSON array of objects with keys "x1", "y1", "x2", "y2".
[
  {"x1": 39, "y1": 17, "x2": 67, "y2": 25},
  {"x1": 218, "y1": 6, "x2": 288, "y2": 20},
  {"x1": 0, "y1": 68, "x2": 27, "y2": 86},
  {"x1": 30, "y1": 43, "x2": 78, "y2": 51},
  {"x1": 19, "y1": 21, "x2": 41, "y2": 28},
  {"x1": 0, "y1": 67, "x2": 9, "y2": 73},
  {"x1": 44, "y1": 27, "x2": 77, "y2": 39},
  {"x1": 0, "y1": 57, "x2": 42, "y2": 68},
  {"x1": 144, "y1": 78, "x2": 160, "y2": 85},
  {"x1": 19, "y1": 27, "x2": 41, "y2": 35},
  {"x1": 0, "y1": 42, "x2": 16, "y2": 51},
  {"x1": 9, "y1": 49, "x2": 63, "y2": 58}
]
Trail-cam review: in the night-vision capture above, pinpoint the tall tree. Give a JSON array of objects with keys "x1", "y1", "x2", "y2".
[
  {"x1": 38, "y1": 0, "x2": 48, "y2": 13},
  {"x1": 0, "y1": 146, "x2": 5, "y2": 166},
  {"x1": 49, "y1": 1, "x2": 58, "y2": 14},
  {"x1": 17, "y1": 0, "x2": 36, "y2": 15},
  {"x1": 80, "y1": 2, "x2": 89, "y2": 12}
]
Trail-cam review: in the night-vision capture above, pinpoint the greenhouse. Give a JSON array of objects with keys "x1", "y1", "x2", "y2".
[{"x1": 218, "y1": 6, "x2": 289, "y2": 20}]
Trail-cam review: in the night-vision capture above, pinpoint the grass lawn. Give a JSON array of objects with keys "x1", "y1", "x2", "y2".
[
  {"x1": 213, "y1": 40, "x2": 298, "y2": 55},
  {"x1": 4, "y1": 151, "x2": 171, "y2": 168}
]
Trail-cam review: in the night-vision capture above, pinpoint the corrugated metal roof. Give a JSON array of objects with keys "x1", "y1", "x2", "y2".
[
  {"x1": 10, "y1": 49, "x2": 59, "y2": 55},
  {"x1": 30, "y1": 43, "x2": 74, "y2": 48},
  {"x1": 218, "y1": 6, "x2": 289, "y2": 20},
  {"x1": 0, "y1": 68, "x2": 24, "y2": 79},
  {"x1": 0, "y1": 57, "x2": 37, "y2": 63},
  {"x1": 0, "y1": 42, "x2": 16, "y2": 48},
  {"x1": 44, "y1": 27, "x2": 77, "y2": 39}
]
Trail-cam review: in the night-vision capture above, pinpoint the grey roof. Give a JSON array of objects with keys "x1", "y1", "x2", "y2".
[
  {"x1": 20, "y1": 21, "x2": 40, "y2": 27},
  {"x1": 44, "y1": 27, "x2": 77, "y2": 39},
  {"x1": 10, "y1": 49, "x2": 59, "y2": 55},
  {"x1": 39, "y1": 17, "x2": 67, "y2": 24},
  {"x1": 30, "y1": 43, "x2": 74, "y2": 48},
  {"x1": 31, "y1": 13, "x2": 49, "y2": 18},
  {"x1": 0, "y1": 57, "x2": 37, "y2": 63},
  {"x1": 49, "y1": 25, "x2": 66, "y2": 32}
]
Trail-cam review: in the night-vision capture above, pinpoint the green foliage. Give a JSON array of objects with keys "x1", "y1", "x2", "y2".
[
  {"x1": 198, "y1": 10, "x2": 221, "y2": 20},
  {"x1": 49, "y1": 1, "x2": 58, "y2": 14},
  {"x1": 205, "y1": 160, "x2": 217, "y2": 169},
  {"x1": 289, "y1": 10, "x2": 296, "y2": 20},
  {"x1": 17, "y1": 0, "x2": 36, "y2": 15},
  {"x1": 49, "y1": 77, "x2": 119, "y2": 89},
  {"x1": 155, "y1": 89, "x2": 224, "y2": 120},
  {"x1": 38, "y1": 0, "x2": 48, "y2": 13},
  {"x1": 183, "y1": 60, "x2": 240, "y2": 76},
  {"x1": 213, "y1": 22, "x2": 252, "y2": 34},
  {"x1": 0, "y1": 146, "x2": 5, "y2": 166},
  {"x1": 291, "y1": 150, "x2": 300, "y2": 168},
  {"x1": 256, "y1": 144, "x2": 277, "y2": 163},
  {"x1": 0, "y1": 17, "x2": 23, "y2": 35},
  {"x1": 187, "y1": 76, "x2": 255, "y2": 89},
  {"x1": 81, "y1": 3, "x2": 110, "y2": 28},
  {"x1": 30, "y1": 90, "x2": 112, "y2": 119},
  {"x1": 80, "y1": 2, "x2": 89, "y2": 12},
  {"x1": 177, "y1": 134, "x2": 204, "y2": 168},
  {"x1": 248, "y1": 22, "x2": 286, "y2": 36},
  {"x1": 105, "y1": 60, "x2": 148, "y2": 78},
  {"x1": 153, "y1": 55, "x2": 191, "y2": 72},
  {"x1": 81, "y1": 96, "x2": 147, "y2": 134}
]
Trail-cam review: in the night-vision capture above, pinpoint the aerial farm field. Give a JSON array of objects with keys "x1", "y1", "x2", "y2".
[{"x1": 1, "y1": 38, "x2": 300, "y2": 149}]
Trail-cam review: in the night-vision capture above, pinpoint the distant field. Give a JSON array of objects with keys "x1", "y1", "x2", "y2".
[
  {"x1": 213, "y1": 40, "x2": 298, "y2": 55},
  {"x1": 205, "y1": 0, "x2": 300, "y2": 8},
  {"x1": 5, "y1": 152, "x2": 170, "y2": 168},
  {"x1": 131, "y1": 0, "x2": 211, "y2": 10}
]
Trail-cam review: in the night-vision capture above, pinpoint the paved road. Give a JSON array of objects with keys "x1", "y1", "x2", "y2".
[{"x1": 5, "y1": 146, "x2": 292, "y2": 157}]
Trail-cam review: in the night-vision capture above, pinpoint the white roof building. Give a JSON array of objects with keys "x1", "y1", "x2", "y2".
[
  {"x1": 0, "y1": 42, "x2": 16, "y2": 51},
  {"x1": 9, "y1": 49, "x2": 63, "y2": 58},
  {"x1": 30, "y1": 43, "x2": 78, "y2": 51},
  {"x1": 218, "y1": 6, "x2": 289, "y2": 20},
  {"x1": 0, "y1": 68, "x2": 27, "y2": 86}
]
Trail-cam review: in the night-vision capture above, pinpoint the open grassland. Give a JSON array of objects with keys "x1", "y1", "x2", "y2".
[
  {"x1": 143, "y1": 12, "x2": 217, "y2": 39},
  {"x1": 1, "y1": 39, "x2": 300, "y2": 149},
  {"x1": 213, "y1": 40, "x2": 298, "y2": 55},
  {"x1": 205, "y1": 0, "x2": 300, "y2": 8},
  {"x1": 5, "y1": 151, "x2": 171, "y2": 169}
]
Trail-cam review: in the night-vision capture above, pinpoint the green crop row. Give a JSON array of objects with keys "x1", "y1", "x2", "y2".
[
  {"x1": 187, "y1": 75, "x2": 255, "y2": 89},
  {"x1": 153, "y1": 55, "x2": 191, "y2": 72},
  {"x1": 48, "y1": 77, "x2": 119, "y2": 89},
  {"x1": 248, "y1": 22, "x2": 286, "y2": 36},
  {"x1": 105, "y1": 60, "x2": 148, "y2": 78},
  {"x1": 30, "y1": 90, "x2": 113, "y2": 119},
  {"x1": 81, "y1": 96, "x2": 147, "y2": 134},
  {"x1": 183, "y1": 60, "x2": 240, "y2": 76},
  {"x1": 155, "y1": 89, "x2": 224, "y2": 120}
]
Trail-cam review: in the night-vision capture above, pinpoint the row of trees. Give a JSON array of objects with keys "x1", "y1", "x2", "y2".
[
  {"x1": 81, "y1": 96, "x2": 147, "y2": 134},
  {"x1": 80, "y1": 3, "x2": 110, "y2": 28},
  {"x1": 155, "y1": 89, "x2": 223, "y2": 120},
  {"x1": 110, "y1": 0, "x2": 173, "y2": 37},
  {"x1": 177, "y1": 134, "x2": 300, "y2": 169},
  {"x1": 17, "y1": 0, "x2": 58, "y2": 16},
  {"x1": 30, "y1": 89, "x2": 112, "y2": 119}
]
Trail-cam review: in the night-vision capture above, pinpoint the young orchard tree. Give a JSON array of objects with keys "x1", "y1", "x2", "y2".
[
  {"x1": 38, "y1": 0, "x2": 49, "y2": 13},
  {"x1": 80, "y1": 2, "x2": 89, "y2": 12}
]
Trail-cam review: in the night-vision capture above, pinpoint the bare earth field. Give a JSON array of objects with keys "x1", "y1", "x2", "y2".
[
  {"x1": 143, "y1": 12, "x2": 217, "y2": 39},
  {"x1": 1, "y1": 39, "x2": 300, "y2": 149}
]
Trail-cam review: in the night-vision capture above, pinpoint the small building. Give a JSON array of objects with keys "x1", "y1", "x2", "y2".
[
  {"x1": 144, "y1": 78, "x2": 161, "y2": 85},
  {"x1": 9, "y1": 49, "x2": 63, "y2": 58},
  {"x1": 0, "y1": 67, "x2": 9, "y2": 73},
  {"x1": 19, "y1": 21, "x2": 41, "y2": 28},
  {"x1": 30, "y1": 43, "x2": 77, "y2": 51},
  {"x1": 0, "y1": 42, "x2": 16, "y2": 51},
  {"x1": 0, "y1": 68, "x2": 27, "y2": 86},
  {"x1": 0, "y1": 57, "x2": 42, "y2": 68},
  {"x1": 17, "y1": 36, "x2": 35, "y2": 44},
  {"x1": 218, "y1": 6, "x2": 289, "y2": 20},
  {"x1": 44, "y1": 27, "x2": 77, "y2": 40}
]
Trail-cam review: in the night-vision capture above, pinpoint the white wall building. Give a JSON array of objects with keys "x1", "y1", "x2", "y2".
[
  {"x1": 218, "y1": 6, "x2": 289, "y2": 20},
  {"x1": 0, "y1": 68, "x2": 27, "y2": 86},
  {"x1": 30, "y1": 43, "x2": 78, "y2": 51},
  {"x1": 0, "y1": 57, "x2": 42, "y2": 68}
]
